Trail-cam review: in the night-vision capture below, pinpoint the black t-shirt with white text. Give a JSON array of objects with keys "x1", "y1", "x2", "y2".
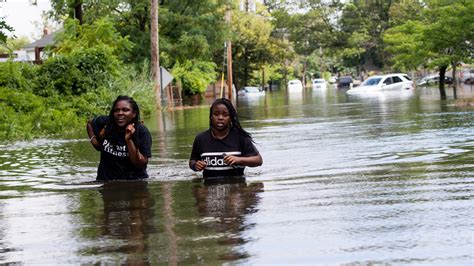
[
  {"x1": 190, "y1": 128, "x2": 259, "y2": 179},
  {"x1": 92, "y1": 116, "x2": 152, "y2": 181}
]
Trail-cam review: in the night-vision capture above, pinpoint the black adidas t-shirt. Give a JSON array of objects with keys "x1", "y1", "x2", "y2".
[
  {"x1": 190, "y1": 128, "x2": 259, "y2": 179},
  {"x1": 92, "y1": 116, "x2": 152, "y2": 181}
]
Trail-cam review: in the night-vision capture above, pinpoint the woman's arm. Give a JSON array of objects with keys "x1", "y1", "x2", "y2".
[
  {"x1": 86, "y1": 119, "x2": 101, "y2": 151},
  {"x1": 125, "y1": 123, "x2": 149, "y2": 169},
  {"x1": 224, "y1": 154, "x2": 263, "y2": 167}
]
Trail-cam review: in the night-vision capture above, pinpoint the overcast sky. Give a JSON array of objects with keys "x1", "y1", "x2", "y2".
[{"x1": 0, "y1": 0, "x2": 54, "y2": 40}]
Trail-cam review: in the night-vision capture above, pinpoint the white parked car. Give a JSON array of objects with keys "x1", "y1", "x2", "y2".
[
  {"x1": 237, "y1": 86, "x2": 265, "y2": 97},
  {"x1": 346, "y1": 73, "x2": 413, "y2": 94},
  {"x1": 312, "y1": 78, "x2": 327, "y2": 90},
  {"x1": 329, "y1": 76, "x2": 337, "y2": 83},
  {"x1": 288, "y1": 79, "x2": 303, "y2": 92}
]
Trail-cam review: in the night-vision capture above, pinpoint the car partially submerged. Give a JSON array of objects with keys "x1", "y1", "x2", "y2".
[
  {"x1": 312, "y1": 78, "x2": 327, "y2": 90},
  {"x1": 237, "y1": 86, "x2": 265, "y2": 97},
  {"x1": 347, "y1": 73, "x2": 413, "y2": 94},
  {"x1": 336, "y1": 76, "x2": 353, "y2": 89},
  {"x1": 417, "y1": 74, "x2": 453, "y2": 86},
  {"x1": 459, "y1": 68, "x2": 474, "y2": 84},
  {"x1": 288, "y1": 79, "x2": 303, "y2": 92}
]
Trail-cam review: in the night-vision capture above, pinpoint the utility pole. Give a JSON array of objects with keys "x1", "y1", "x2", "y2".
[
  {"x1": 225, "y1": 3, "x2": 233, "y2": 101},
  {"x1": 151, "y1": 0, "x2": 161, "y2": 109}
]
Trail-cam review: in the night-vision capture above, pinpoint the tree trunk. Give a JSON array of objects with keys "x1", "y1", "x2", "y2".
[
  {"x1": 439, "y1": 65, "x2": 447, "y2": 100},
  {"x1": 73, "y1": 1, "x2": 83, "y2": 25},
  {"x1": 151, "y1": 0, "x2": 162, "y2": 109},
  {"x1": 452, "y1": 62, "x2": 457, "y2": 99},
  {"x1": 302, "y1": 59, "x2": 307, "y2": 88}
]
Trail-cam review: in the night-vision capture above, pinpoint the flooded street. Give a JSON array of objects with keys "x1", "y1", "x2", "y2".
[{"x1": 1, "y1": 85, "x2": 473, "y2": 264}]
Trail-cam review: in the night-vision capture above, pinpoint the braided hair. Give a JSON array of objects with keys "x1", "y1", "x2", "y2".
[
  {"x1": 209, "y1": 98, "x2": 253, "y2": 142},
  {"x1": 105, "y1": 95, "x2": 141, "y2": 146}
]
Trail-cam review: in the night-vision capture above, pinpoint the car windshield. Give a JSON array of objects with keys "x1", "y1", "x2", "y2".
[
  {"x1": 339, "y1": 77, "x2": 352, "y2": 83},
  {"x1": 362, "y1": 77, "x2": 381, "y2": 86},
  {"x1": 403, "y1": 75, "x2": 412, "y2": 81},
  {"x1": 313, "y1": 79, "x2": 325, "y2": 83}
]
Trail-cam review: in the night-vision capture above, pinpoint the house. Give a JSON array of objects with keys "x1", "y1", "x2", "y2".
[{"x1": 20, "y1": 29, "x2": 57, "y2": 64}]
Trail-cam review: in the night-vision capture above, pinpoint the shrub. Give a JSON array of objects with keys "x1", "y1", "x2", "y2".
[
  {"x1": 35, "y1": 46, "x2": 122, "y2": 96},
  {"x1": 172, "y1": 60, "x2": 217, "y2": 96},
  {"x1": 0, "y1": 87, "x2": 84, "y2": 140},
  {"x1": 0, "y1": 61, "x2": 37, "y2": 91}
]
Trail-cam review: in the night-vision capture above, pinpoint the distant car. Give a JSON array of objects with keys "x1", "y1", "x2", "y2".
[
  {"x1": 417, "y1": 74, "x2": 453, "y2": 86},
  {"x1": 336, "y1": 76, "x2": 353, "y2": 89},
  {"x1": 312, "y1": 78, "x2": 327, "y2": 90},
  {"x1": 459, "y1": 68, "x2": 474, "y2": 84},
  {"x1": 237, "y1": 86, "x2": 265, "y2": 97},
  {"x1": 288, "y1": 79, "x2": 303, "y2": 92},
  {"x1": 329, "y1": 76, "x2": 337, "y2": 84},
  {"x1": 346, "y1": 73, "x2": 413, "y2": 94}
]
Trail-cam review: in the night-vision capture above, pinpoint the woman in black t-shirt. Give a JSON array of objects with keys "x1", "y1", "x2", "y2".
[
  {"x1": 189, "y1": 98, "x2": 263, "y2": 180},
  {"x1": 86, "y1": 95, "x2": 152, "y2": 181}
]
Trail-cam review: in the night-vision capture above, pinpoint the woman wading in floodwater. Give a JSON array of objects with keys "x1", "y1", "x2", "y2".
[
  {"x1": 189, "y1": 98, "x2": 262, "y2": 182},
  {"x1": 86, "y1": 95, "x2": 152, "y2": 181}
]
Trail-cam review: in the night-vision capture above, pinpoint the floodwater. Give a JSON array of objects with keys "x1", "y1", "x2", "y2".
[{"x1": 0, "y1": 84, "x2": 473, "y2": 264}]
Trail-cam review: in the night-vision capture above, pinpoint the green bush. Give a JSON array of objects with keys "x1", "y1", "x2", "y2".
[
  {"x1": 35, "y1": 46, "x2": 122, "y2": 96},
  {"x1": 0, "y1": 75, "x2": 156, "y2": 141},
  {"x1": 0, "y1": 87, "x2": 83, "y2": 140},
  {"x1": 172, "y1": 60, "x2": 217, "y2": 96},
  {"x1": 0, "y1": 61, "x2": 37, "y2": 91}
]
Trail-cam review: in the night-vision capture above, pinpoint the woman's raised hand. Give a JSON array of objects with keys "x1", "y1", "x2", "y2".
[{"x1": 125, "y1": 123, "x2": 135, "y2": 141}]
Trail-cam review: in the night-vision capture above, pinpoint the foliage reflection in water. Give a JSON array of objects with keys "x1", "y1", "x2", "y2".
[{"x1": 0, "y1": 85, "x2": 473, "y2": 264}]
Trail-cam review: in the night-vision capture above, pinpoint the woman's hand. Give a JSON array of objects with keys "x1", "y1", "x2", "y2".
[
  {"x1": 223, "y1": 154, "x2": 240, "y2": 166},
  {"x1": 125, "y1": 123, "x2": 135, "y2": 141},
  {"x1": 124, "y1": 123, "x2": 149, "y2": 169},
  {"x1": 190, "y1": 160, "x2": 207, "y2": 171},
  {"x1": 194, "y1": 160, "x2": 207, "y2": 171}
]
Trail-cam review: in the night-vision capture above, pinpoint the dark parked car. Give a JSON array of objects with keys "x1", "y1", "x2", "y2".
[{"x1": 336, "y1": 76, "x2": 353, "y2": 89}]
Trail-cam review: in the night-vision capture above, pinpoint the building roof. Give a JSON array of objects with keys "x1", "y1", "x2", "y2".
[{"x1": 23, "y1": 31, "x2": 58, "y2": 49}]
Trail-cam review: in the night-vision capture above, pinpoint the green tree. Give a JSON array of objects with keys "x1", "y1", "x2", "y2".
[
  {"x1": 265, "y1": 0, "x2": 340, "y2": 83},
  {"x1": 49, "y1": 0, "x2": 84, "y2": 24},
  {"x1": 171, "y1": 60, "x2": 217, "y2": 96},
  {"x1": 231, "y1": 5, "x2": 282, "y2": 89},
  {"x1": 54, "y1": 17, "x2": 133, "y2": 57},
  {"x1": 49, "y1": 0, "x2": 228, "y2": 66},
  {"x1": 33, "y1": 18, "x2": 133, "y2": 97},
  {"x1": 336, "y1": 1, "x2": 392, "y2": 74},
  {"x1": 384, "y1": 0, "x2": 474, "y2": 99},
  {"x1": 49, "y1": 0, "x2": 229, "y2": 97},
  {"x1": 0, "y1": 18, "x2": 14, "y2": 44},
  {"x1": 0, "y1": 36, "x2": 30, "y2": 56}
]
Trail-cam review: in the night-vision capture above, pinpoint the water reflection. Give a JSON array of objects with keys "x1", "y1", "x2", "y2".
[
  {"x1": 81, "y1": 181, "x2": 154, "y2": 264},
  {"x1": 192, "y1": 180, "x2": 264, "y2": 261}
]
